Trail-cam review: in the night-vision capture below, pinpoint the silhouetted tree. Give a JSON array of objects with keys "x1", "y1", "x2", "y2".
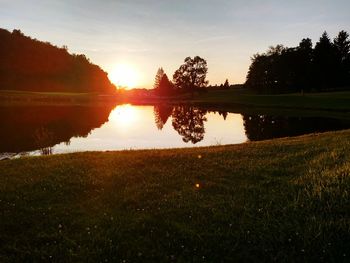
[
  {"x1": 266, "y1": 44, "x2": 285, "y2": 56},
  {"x1": 313, "y1": 31, "x2": 338, "y2": 89},
  {"x1": 153, "y1": 67, "x2": 165, "y2": 89},
  {"x1": 171, "y1": 106, "x2": 207, "y2": 143},
  {"x1": 245, "y1": 45, "x2": 290, "y2": 94},
  {"x1": 223, "y1": 79, "x2": 229, "y2": 89},
  {"x1": 245, "y1": 53, "x2": 269, "y2": 93},
  {"x1": 173, "y1": 56, "x2": 208, "y2": 96},
  {"x1": 155, "y1": 74, "x2": 174, "y2": 96},
  {"x1": 333, "y1": 30, "x2": 350, "y2": 85},
  {"x1": 153, "y1": 105, "x2": 173, "y2": 130},
  {"x1": 296, "y1": 38, "x2": 313, "y2": 91}
]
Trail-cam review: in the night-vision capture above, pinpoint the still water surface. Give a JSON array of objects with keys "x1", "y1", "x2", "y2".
[{"x1": 1, "y1": 104, "x2": 349, "y2": 157}]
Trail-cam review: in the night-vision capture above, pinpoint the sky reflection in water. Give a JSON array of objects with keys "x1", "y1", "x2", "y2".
[
  {"x1": 53, "y1": 104, "x2": 247, "y2": 153},
  {"x1": 2, "y1": 104, "x2": 350, "y2": 157}
]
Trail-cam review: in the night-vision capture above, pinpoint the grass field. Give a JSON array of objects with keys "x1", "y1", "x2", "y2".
[
  {"x1": 1, "y1": 130, "x2": 350, "y2": 262},
  {"x1": 192, "y1": 89, "x2": 350, "y2": 112},
  {"x1": 0, "y1": 90, "x2": 117, "y2": 106}
]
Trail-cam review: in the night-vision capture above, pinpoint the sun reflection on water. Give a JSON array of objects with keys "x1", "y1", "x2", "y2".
[{"x1": 109, "y1": 104, "x2": 139, "y2": 128}]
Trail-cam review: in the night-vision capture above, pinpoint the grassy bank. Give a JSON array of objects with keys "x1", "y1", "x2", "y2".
[
  {"x1": 1, "y1": 130, "x2": 350, "y2": 262},
  {"x1": 0, "y1": 90, "x2": 118, "y2": 106},
  {"x1": 191, "y1": 89, "x2": 350, "y2": 112},
  {"x1": 121, "y1": 89, "x2": 350, "y2": 113},
  {"x1": 3, "y1": 89, "x2": 350, "y2": 112}
]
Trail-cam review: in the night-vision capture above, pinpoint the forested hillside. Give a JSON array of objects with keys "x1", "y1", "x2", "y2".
[{"x1": 0, "y1": 28, "x2": 115, "y2": 93}]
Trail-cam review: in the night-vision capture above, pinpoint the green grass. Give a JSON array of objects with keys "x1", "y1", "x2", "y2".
[
  {"x1": 0, "y1": 90, "x2": 93, "y2": 96},
  {"x1": 192, "y1": 89, "x2": 350, "y2": 112},
  {"x1": 1, "y1": 130, "x2": 350, "y2": 262},
  {"x1": 126, "y1": 89, "x2": 350, "y2": 119},
  {"x1": 0, "y1": 90, "x2": 119, "y2": 106}
]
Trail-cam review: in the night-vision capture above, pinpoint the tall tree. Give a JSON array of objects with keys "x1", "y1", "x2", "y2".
[
  {"x1": 334, "y1": 30, "x2": 350, "y2": 62},
  {"x1": 155, "y1": 73, "x2": 174, "y2": 96},
  {"x1": 153, "y1": 67, "x2": 165, "y2": 90},
  {"x1": 333, "y1": 30, "x2": 350, "y2": 85},
  {"x1": 313, "y1": 31, "x2": 337, "y2": 89},
  {"x1": 296, "y1": 38, "x2": 313, "y2": 91},
  {"x1": 173, "y1": 56, "x2": 208, "y2": 95}
]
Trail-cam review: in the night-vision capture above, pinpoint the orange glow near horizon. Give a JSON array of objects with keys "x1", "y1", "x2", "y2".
[{"x1": 108, "y1": 64, "x2": 139, "y2": 89}]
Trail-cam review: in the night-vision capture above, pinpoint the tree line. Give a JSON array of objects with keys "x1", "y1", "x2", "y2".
[
  {"x1": 0, "y1": 28, "x2": 115, "y2": 93},
  {"x1": 245, "y1": 30, "x2": 350, "y2": 93},
  {"x1": 153, "y1": 58, "x2": 242, "y2": 96},
  {"x1": 153, "y1": 56, "x2": 209, "y2": 96}
]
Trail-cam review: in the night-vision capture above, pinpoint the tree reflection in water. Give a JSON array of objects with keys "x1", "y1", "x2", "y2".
[
  {"x1": 0, "y1": 104, "x2": 115, "y2": 153},
  {"x1": 153, "y1": 105, "x2": 173, "y2": 130},
  {"x1": 218, "y1": 111, "x2": 228, "y2": 120},
  {"x1": 153, "y1": 105, "x2": 228, "y2": 144},
  {"x1": 4, "y1": 103, "x2": 350, "y2": 155},
  {"x1": 243, "y1": 114, "x2": 350, "y2": 141},
  {"x1": 171, "y1": 106, "x2": 207, "y2": 144}
]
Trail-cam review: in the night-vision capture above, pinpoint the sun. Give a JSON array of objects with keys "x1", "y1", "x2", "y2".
[{"x1": 108, "y1": 64, "x2": 138, "y2": 88}]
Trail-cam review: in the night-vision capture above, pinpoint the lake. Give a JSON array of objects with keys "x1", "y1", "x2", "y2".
[{"x1": 1, "y1": 104, "x2": 350, "y2": 158}]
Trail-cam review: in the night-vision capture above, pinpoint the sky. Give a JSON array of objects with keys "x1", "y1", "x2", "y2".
[{"x1": 1, "y1": 0, "x2": 350, "y2": 88}]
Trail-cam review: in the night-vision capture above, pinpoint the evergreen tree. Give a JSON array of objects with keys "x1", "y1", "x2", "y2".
[
  {"x1": 153, "y1": 67, "x2": 165, "y2": 90},
  {"x1": 313, "y1": 31, "x2": 337, "y2": 89},
  {"x1": 334, "y1": 30, "x2": 350, "y2": 62},
  {"x1": 333, "y1": 30, "x2": 350, "y2": 85},
  {"x1": 156, "y1": 73, "x2": 174, "y2": 96}
]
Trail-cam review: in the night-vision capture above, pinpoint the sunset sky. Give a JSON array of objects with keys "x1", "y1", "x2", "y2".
[{"x1": 1, "y1": 0, "x2": 350, "y2": 88}]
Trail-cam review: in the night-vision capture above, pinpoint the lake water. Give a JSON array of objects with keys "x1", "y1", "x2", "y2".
[{"x1": 1, "y1": 104, "x2": 350, "y2": 157}]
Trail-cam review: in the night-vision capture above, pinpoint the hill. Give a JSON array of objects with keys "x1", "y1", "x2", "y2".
[{"x1": 0, "y1": 28, "x2": 115, "y2": 93}]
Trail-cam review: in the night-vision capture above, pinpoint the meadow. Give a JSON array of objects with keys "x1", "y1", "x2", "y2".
[{"x1": 1, "y1": 130, "x2": 349, "y2": 262}]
